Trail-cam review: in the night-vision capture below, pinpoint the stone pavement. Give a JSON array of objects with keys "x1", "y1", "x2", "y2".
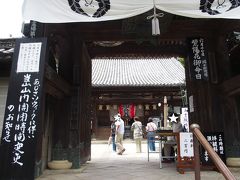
[{"x1": 37, "y1": 140, "x2": 240, "y2": 180}]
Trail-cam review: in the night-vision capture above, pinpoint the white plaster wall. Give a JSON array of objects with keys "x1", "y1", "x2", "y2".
[{"x1": 0, "y1": 78, "x2": 9, "y2": 139}]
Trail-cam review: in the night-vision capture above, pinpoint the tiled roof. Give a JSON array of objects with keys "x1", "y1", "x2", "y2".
[
  {"x1": 92, "y1": 58, "x2": 185, "y2": 87},
  {"x1": 0, "y1": 39, "x2": 15, "y2": 61}
]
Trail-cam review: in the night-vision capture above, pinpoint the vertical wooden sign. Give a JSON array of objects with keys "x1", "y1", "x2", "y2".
[
  {"x1": 187, "y1": 37, "x2": 209, "y2": 81},
  {"x1": 200, "y1": 132, "x2": 226, "y2": 166},
  {"x1": 0, "y1": 38, "x2": 47, "y2": 179}
]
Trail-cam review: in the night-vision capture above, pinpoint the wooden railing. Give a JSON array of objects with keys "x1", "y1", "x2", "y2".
[{"x1": 190, "y1": 124, "x2": 236, "y2": 180}]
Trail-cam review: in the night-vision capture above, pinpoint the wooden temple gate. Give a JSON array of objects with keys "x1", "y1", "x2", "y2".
[
  {"x1": 32, "y1": 17, "x2": 240, "y2": 174},
  {"x1": 1, "y1": 9, "x2": 240, "y2": 178}
]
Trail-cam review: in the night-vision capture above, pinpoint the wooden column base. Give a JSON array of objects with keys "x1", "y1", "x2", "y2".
[
  {"x1": 226, "y1": 158, "x2": 240, "y2": 167},
  {"x1": 48, "y1": 160, "x2": 72, "y2": 170}
]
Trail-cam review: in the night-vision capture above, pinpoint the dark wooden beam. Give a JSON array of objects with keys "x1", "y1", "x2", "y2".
[
  {"x1": 45, "y1": 19, "x2": 240, "y2": 41},
  {"x1": 219, "y1": 75, "x2": 240, "y2": 96},
  {"x1": 92, "y1": 86, "x2": 181, "y2": 94},
  {"x1": 95, "y1": 97, "x2": 182, "y2": 105},
  {"x1": 87, "y1": 42, "x2": 186, "y2": 58},
  {"x1": 0, "y1": 39, "x2": 15, "y2": 49},
  {"x1": 44, "y1": 80, "x2": 66, "y2": 99},
  {"x1": 44, "y1": 65, "x2": 72, "y2": 97}
]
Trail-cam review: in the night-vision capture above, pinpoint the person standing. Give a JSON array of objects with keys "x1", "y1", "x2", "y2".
[
  {"x1": 172, "y1": 117, "x2": 183, "y2": 133},
  {"x1": 146, "y1": 118, "x2": 157, "y2": 151},
  {"x1": 131, "y1": 116, "x2": 143, "y2": 153},
  {"x1": 110, "y1": 120, "x2": 116, "y2": 152},
  {"x1": 163, "y1": 114, "x2": 183, "y2": 161},
  {"x1": 114, "y1": 113, "x2": 126, "y2": 155}
]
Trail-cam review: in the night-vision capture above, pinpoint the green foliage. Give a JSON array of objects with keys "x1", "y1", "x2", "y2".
[{"x1": 178, "y1": 57, "x2": 185, "y2": 67}]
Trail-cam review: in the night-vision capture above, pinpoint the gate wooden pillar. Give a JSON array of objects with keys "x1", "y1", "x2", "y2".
[
  {"x1": 90, "y1": 97, "x2": 97, "y2": 139},
  {"x1": 185, "y1": 35, "x2": 231, "y2": 132},
  {"x1": 186, "y1": 33, "x2": 240, "y2": 158},
  {"x1": 185, "y1": 37, "x2": 213, "y2": 132},
  {"x1": 206, "y1": 35, "x2": 231, "y2": 132},
  {"x1": 69, "y1": 39, "x2": 92, "y2": 168},
  {"x1": 213, "y1": 35, "x2": 240, "y2": 158}
]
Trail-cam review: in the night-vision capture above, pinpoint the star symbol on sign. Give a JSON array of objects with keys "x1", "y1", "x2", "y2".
[{"x1": 169, "y1": 114, "x2": 178, "y2": 123}]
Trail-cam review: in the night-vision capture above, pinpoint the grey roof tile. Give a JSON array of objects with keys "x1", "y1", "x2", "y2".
[{"x1": 92, "y1": 58, "x2": 185, "y2": 87}]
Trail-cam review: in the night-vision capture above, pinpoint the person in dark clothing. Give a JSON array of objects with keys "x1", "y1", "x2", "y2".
[{"x1": 110, "y1": 120, "x2": 116, "y2": 152}]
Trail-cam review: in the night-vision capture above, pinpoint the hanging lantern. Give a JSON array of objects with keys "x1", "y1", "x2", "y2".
[
  {"x1": 106, "y1": 105, "x2": 110, "y2": 110},
  {"x1": 145, "y1": 104, "x2": 150, "y2": 110},
  {"x1": 98, "y1": 105, "x2": 103, "y2": 110},
  {"x1": 153, "y1": 104, "x2": 157, "y2": 110},
  {"x1": 138, "y1": 104, "x2": 142, "y2": 109},
  {"x1": 113, "y1": 105, "x2": 117, "y2": 110},
  {"x1": 164, "y1": 96, "x2": 167, "y2": 104}
]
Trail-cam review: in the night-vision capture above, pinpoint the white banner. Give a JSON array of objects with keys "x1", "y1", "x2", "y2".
[
  {"x1": 22, "y1": 0, "x2": 240, "y2": 23},
  {"x1": 179, "y1": 132, "x2": 194, "y2": 157},
  {"x1": 156, "y1": 0, "x2": 240, "y2": 19},
  {"x1": 22, "y1": 0, "x2": 153, "y2": 23}
]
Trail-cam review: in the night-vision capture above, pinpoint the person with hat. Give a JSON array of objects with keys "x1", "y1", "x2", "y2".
[{"x1": 114, "y1": 113, "x2": 126, "y2": 155}]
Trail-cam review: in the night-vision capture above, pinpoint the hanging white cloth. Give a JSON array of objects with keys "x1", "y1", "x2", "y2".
[
  {"x1": 22, "y1": 0, "x2": 240, "y2": 23},
  {"x1": 22, "y1": 0, "x2": 153, "y2": 23},
  {"x1": 155, "y1": 0, "x2": 240, "y2": 19}
]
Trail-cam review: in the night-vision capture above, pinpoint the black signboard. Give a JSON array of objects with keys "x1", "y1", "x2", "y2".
[
  {"x1": 187, "y1": 37, "x2": 209, "y2": 81},
  {"x1": 0, "y1": 38, "x2": 47, "y2": 179},
  {"x1": 200, "y1": 132, "x2": 226, "y2": 166}
]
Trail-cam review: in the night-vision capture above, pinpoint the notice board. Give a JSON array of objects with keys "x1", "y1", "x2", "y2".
[
  {"x1": 200, "y1": 132, "x2": 226, "y2": 165},
  {"x1": 0, "y1": 38, "x2": 47, "y2": 180}
]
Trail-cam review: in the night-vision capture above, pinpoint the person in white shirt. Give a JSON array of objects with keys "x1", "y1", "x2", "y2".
[
  {"x1": 131, "y1": 116, "x2": 143, "y2": 153},
  {"x1": 114, "y1": 113, "x2": 125, "y2": 155},
  {"x1": 146, "y1": 118, "x2": 157, "y2": 151}
]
